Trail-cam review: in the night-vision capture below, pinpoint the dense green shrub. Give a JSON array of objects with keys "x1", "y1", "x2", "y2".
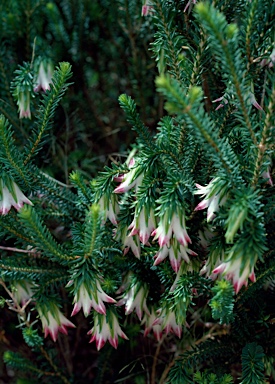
[{"x1": 0, "y1": 0, "x2": 274, "y2": 383}]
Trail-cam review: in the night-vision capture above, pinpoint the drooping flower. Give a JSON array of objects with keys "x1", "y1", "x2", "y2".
[
  {"x1": 114, "y1": 158, "x2": 144, "y2": 194},
  {"x1": 88, "y1": 311, "x2": 128, "y2": 350},
  {"x1": 142, "y1": 308, "x2": 162, "y2": 341},
  {"x1": 152, "y1": 210, "x2": 191, "y2": 248},
  {"x1": 34, "y1": 60, "x2": 54, "y2": 92},
  {"x1": 153, "y1": 307, "x2": 182, "y2": 338},
  {"x1": 0, "y1": 178, "x2": 33, "y2": 215},
  {"x1": 141, "y1": 3, "x2": 153, "y2": 16},
  {"x1": 37, "y1": 303, "x2": 75, "y2": 342},
  {"x1": 194, "y1": 177, "x2": 227, "y2": 222},
  {"x1": 114, "y1": 225, "x2": 141, "y2": 258},
  {"x1": 71, "y1": 280, "x2": 116, "y2": 317},
  {"x1": 12, "y1": 281, "x2": 34, "y2": 305},
  {"x1": 213, "y1": 258, "x2": 256, "y2": 294},
  {"x1": 200, "y1": 245, "x2": 225, "y2": 280},
  {"x1": 18, "y1": 89, "x2": 31, "y2": 119},
  {"x1": 154, "y1": 238, "x2": 197, "y2": 273},
  {"x1": 117, "y1": 282, "x2": 150, "y2": 320},
  {"x1": 128, "y1": 206, "x2": 156, "y2": 244},
  {"x1": 12, "y1": 62, "x2": 34, "y2": 119},
  {"x1": 249, "y1": 92, "x2": 263, "y2": 111},
  {"x1": 98, "y1": 193, "x2": 120, "y2": 225}
]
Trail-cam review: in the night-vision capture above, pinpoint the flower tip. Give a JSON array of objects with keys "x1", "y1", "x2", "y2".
[
  {"x1": 249, "y1": 271, "x2": 256, "y2": 283},
  {"x1": 174, "y1": 327, "x2": 182, "y2": 339},
  {"x1": 114, "y1": 186, "x2": 125, "y2": 194},
  {"x1": 58, "y1": 326, "x2": 69, "y2": 335},
  {"x1": 170, "y1": 259, "x2": 180, "y2": 273},
  {"x1": 154, "y1": 330, "x2": 162, "y2": 341},
  {"x1": 106, "y1": 296, "x2": 117, "y2": 304},
  {"x1": 121, "y1": 331, "x2": 129, "y2": 341},
  {"x1": 234, "y1": 281, "x2": 243, "y2": 294},
  {"x1": 96, "y1": 338, "x2": 106, "y2": 350},
  {"x1": 195, "y1": 201, "x2": 207, "y2": 211},
  {"x1": 46, "y1": 327, "x2": 58, "y2": 342},
  {"x1": 95, "y1": 304, "x2": 106, "y2": 315},
  {"x1": 71, "y1": 304, "x2": 80, "y2": 317},
  {"x1": 109, "y1": 337, "x2": 118, "y2": 349},
  {"x1": 153, "y1": 256, "x2": 161, "y2": 266},
  {"x1": 158, "y1": 236, "x2": 169, "y2": 247}
]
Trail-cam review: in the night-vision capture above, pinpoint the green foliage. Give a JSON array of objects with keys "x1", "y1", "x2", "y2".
[
  {"x1": 22, "y1": 327, "x2": 43, "y2": 348},
  {"x1": 241, "y1": 343, "x2": 266, "y2": 384},
  {"x1": 209, "y1": 280, "x2": 234, "y2": 324},
  {"x1": 194, "y1": 371, "x2": 233, "y2": 384}
]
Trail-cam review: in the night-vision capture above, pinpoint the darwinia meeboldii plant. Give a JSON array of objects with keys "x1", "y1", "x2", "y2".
[{"x1": 0, "y1": 0, "x2": 274, "y2": 383}]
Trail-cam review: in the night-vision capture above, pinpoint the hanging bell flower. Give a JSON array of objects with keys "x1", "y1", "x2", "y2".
[
  {"x1": 34, "y1": 59, "x2": 54, "y2": 92},
  {"x1": 0, "y1": 177, "x2": 33, "y2": 215},
  {"x1": 88, "y1": 310, "x2": 128, "y2": 350},
  {"x1": 37, "y1": 302, "x2": 75, "y2": 342},
  {"x1": 12, "y1": 62, "x2": 34, "y2": 119}
]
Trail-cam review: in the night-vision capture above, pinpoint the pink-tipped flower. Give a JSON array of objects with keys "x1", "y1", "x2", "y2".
[
  {"x1": 13, "y1": 281, "x2": 34, "y2": 305},
  {"x1": 194, "y1": 177, "x2": 227, "y2": 222},
  {"x1": 114, "y1": 159, "x2": 143, "y2": 194},
  {"x1": 213, "y1": 258, "x2": 256, "y2": 294},
  {"x1": 128, "y1": 207, "x2": 156, "y2": 244},
  {"x1": 153, "y1": 308, "x2": 182, "y2": 338},
  {"x1": 18, "y1": 89, "x2": 31, "y2": 119},
  {"x1": 141, "y1": 4, "x2": 153, "y2": 16},
  {"x1": 117, "y1": 282, "x2": 150, "y2": 321},
  {"x1": 200, "y1": 247, "x2": 225, "y2": 281},
  {"x1": 154, "y1": 238, "x2": 197, "y2": 273},
  {"x1": 152, "y1": 210, "x2": 191, "y2": 248},
  {"x1": 142, "y1": 308, "x2": 162, "y2": 341},
  {"x1": 88, "y1": 311, "x2": 128, "y2": 350},
  {"x1": 249, "y1": 92, "x2": 263, "y2": 111},
  {"x1": 0, "y1": 178, "x2": 33, "y2": 215},
  {"x1": 34, "y1": 61, "x2": 54, "y2": 92},
  {"x1": 98, "y1": 193, "x2": 120, "y2": 225},
  {"x1": 71, "y1": 280, "x2": 116, "y2": 317},
  {"x1": 37, "y1": 303, "x2": 75, "y2": 342},
  {"x1": 114, "y1": 225, "x2": 141, "y2": 258}
]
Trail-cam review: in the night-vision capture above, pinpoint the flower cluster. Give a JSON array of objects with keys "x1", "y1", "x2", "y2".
[{"x1": 152, "y1": 207, "x2": 195, "y2": 272}]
